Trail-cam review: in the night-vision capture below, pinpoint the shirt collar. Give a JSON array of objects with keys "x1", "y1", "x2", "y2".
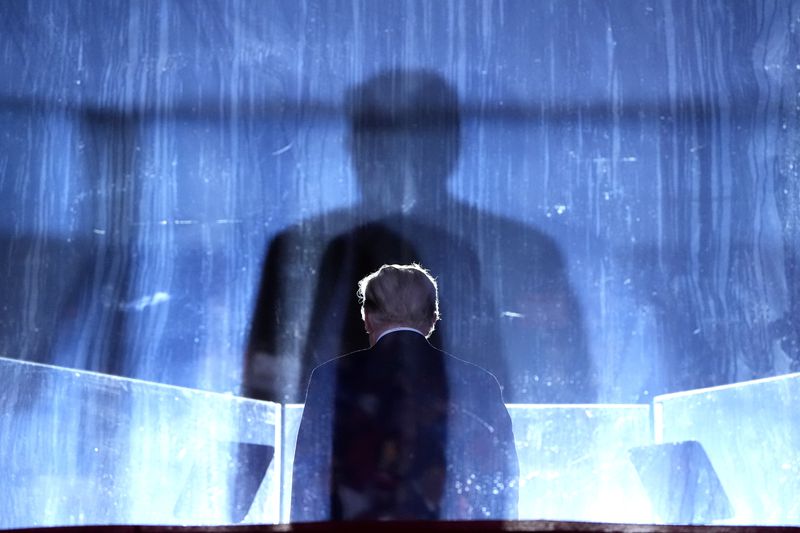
[{"x1": 376, "y1": 326, "x2": 426, "y2": 343}]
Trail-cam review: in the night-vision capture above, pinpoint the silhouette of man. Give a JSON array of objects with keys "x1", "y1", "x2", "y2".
[
  {"x1": 246, "y1": 69, "x2": 594, "y2": 404},
  {"x1": 291, "y1": 264, "x2": 518, "y2": 521}
]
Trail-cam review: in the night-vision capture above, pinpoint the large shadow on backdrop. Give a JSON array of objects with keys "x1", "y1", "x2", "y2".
[{"x1": 246, "y1": 69, "x2": 595, "y2": 404}]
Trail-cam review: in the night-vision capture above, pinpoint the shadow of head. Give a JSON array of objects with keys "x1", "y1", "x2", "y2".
[{"x1": 345, "y1": 69, "x2": 461, "y2": 211}]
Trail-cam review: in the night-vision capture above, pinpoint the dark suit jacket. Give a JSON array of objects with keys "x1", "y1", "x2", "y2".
[{"x1": 290, "y1": 330, "x2": 519, "y2": 522}]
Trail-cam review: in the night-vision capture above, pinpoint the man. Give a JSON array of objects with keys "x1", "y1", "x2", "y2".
[{"x1": 291, "y1": 264, "x2": 519, "y2": 521}]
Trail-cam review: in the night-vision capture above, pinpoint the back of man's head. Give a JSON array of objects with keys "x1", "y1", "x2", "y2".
[{"x1": 357, "y1": 264, "x2": 440, "y2": 337}]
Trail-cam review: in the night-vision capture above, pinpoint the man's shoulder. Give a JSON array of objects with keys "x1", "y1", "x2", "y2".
[
  {"x1": 309, "y1": 347, "x2": 371, "y2": 378},
  {"x1": 442, "y1": 350, "x2": 503, "y2": 389},
  {"x1": 309, "y1": 340, "x2": 503, "y2": 396}
]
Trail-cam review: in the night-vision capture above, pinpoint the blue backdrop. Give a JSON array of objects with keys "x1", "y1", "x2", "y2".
[{"x1": 1, "y1": 0, "x2": 798, "y2": 404}]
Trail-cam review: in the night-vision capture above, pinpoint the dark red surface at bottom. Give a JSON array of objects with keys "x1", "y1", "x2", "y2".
[{"x1": 7, "y1": 522, "x2": 800, "y2": 533}]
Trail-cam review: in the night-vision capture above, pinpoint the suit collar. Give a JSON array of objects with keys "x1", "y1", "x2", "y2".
[{"x1": 374, "y1": 327, "x2": 427, "y2": 345}]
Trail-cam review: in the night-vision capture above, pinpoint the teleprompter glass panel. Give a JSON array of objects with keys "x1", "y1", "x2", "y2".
[{"x1": 653, "y1": 373, "x2": 800, "y2": 525}]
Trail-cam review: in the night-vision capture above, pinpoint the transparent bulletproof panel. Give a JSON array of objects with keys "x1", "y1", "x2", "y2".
[
  {"x1": 283, "y1": 404, "x2": 651, "y2": 523},
  {"x1": 653, "y1": 373, "x2": 800, "y2": 525},
  {"x1": 0, "y1": 357, "x2": 281, "y2": 528},
  {"x1": 282, "y1": 404, "x2": 304, "y2": 523},
  {"x1": 508, "y1": 405, "x2": 652, "y2": 523},
  {"x1": 5, "y1": 359, "x2": 799, "y2": 526}
]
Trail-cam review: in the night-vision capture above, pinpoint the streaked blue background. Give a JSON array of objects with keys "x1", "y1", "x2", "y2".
[{"x1": 0, "y1": 1, "x2": 798, "y2": 524}]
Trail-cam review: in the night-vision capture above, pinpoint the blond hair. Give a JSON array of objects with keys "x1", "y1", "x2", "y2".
[{"x1": 357, "y1": 264, "x2": 440, "y2": 337}]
